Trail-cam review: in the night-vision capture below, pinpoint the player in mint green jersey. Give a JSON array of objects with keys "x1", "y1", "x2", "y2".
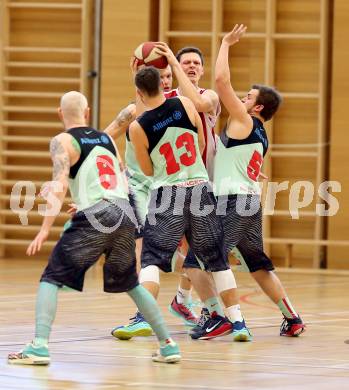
[
  {"x1": 104, "y1": 64, "x2": 203, "y2": 339},
  {"x1": 156, "y1": 43, "x2": 250, "y2": 341},
  {"x1": 214, "y1": 24, "x2": 306, "y2": 337},
  {"x1": 127, "y1": 66, "x2": 250, "y2": 340},
  {"x1": 8, "y1": 91, "x2": 180, "y2": 365}
]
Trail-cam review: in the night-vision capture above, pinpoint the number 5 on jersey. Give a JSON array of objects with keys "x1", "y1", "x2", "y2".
[{"x1": 247, "y1": 150, "x2": 263, "y2": 181}]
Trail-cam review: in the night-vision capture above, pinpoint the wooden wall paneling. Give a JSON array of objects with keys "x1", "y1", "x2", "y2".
[
  {"x1": 274, "y1": 39, "x2": 320, "y2": 93},
  {"x1": 327, "y1": 0, "x2": 349, "y2": 269},
  {"x1": 80, "y1": 0, "x2": 92, "y2": 95},
  {"x1": 0, "y1": 0, "x2": 10, "y2": 258},
  {"x1": 162, "y1": 0, "x2": 213, "y2": 92},
  {"x1": 156, "y1": 0, "x2": 346, "y2": 269},
  {"x1": 275, "y1": 0, "x2": 321, "y2": 34},
  {"x1": 222, "y1": 0, "x2": 266, "y2": 33},
  {"x1": 159, "y1": 0, "x2": 170, "y2": 42},
  {"x1": 268, "y1": 0, "x2": 328, "y2": 267},
  {"x1": 313, "y1": 0, "x2": 329, "y2": 268},
  {"x1": 0, "y1": 0, "x2": 93, "y2": 260},
  {"x1": 169, "y1": 0, "x2": 212, "y2": 32},
  {"x1": 210, "y1": 0, "x2": 223, "y2": 89},
  {"x1": 263, "y1": 0, "x2": 276, "y2": 256},
  {"x1": 99, "y1": 0, "x2": 152, "y2": 158}
]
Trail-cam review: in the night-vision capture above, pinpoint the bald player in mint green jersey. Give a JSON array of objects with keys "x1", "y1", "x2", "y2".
[
  {"x1": 8, "y1": 91, "x2": 181, "y2": 365},
  {"x1": 214, "y1": 24, "x2": 306, "y2": 337}
]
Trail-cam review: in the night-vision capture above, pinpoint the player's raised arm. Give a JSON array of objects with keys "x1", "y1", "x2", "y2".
[
  {"x1": 215, "y1": 24, "x2": 253, "y2": 137},
  {"x1": 129, "y1": 120, "x2": 153, "y2": 176}
]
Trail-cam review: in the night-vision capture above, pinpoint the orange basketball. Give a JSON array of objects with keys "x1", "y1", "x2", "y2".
[{"x1": 134, "y1": 42, "x2": 168, "y2": 69}]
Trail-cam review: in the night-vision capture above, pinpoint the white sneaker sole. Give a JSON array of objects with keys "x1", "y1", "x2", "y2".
[
  {"x1": 8, "y1": 354, "x2": 50, "y2": 365},
  {"x1": 198, "y1": 328, "x2": 233, "y2": 340}
]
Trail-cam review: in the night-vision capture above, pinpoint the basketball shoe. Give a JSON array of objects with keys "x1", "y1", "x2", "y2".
[
  {"x1": 280, "y1": 316, "x2": 306, "y2": 337},
  {"x1": 152, "y1": 338, "x2": 181, "y2": 363},
  {"x1": 190, "y1": 312, "x2": 233, "y2": 340},
  {"x1": 168, "y1": 296, "x2": 198, "y2": 326},
  {"x1": 188, "y1": 307, "x2": 210, "y2": 336},
  {"x1": 8, "y1": 342, "x2": 50, "y2": 365},
  {"x1": 111, "y1": 311, "x2": 152, "y2": 340},
  {"x1": 232, "y1": 319, "x2": 252, "y2": 342}
]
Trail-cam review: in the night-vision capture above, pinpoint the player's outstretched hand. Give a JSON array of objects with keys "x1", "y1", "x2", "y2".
[
  {"x1": 222, "y1": 24, "x2": 247, "y2": 46},
  {"x1": 26, "y1": 229, "x2": 49, "y2": 256},
  {"x1": 154, "y1": 42, "x2": 177, "y2": 65}
]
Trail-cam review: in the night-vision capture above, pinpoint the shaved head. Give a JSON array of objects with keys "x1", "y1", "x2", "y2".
[{"x1": 60, "y1": 91, "x2": 88, "y2": 122}]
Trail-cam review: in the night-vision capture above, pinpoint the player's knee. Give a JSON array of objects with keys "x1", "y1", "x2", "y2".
[
  {"x1": 139, "y1": 265, "x2": 160, "y2": 284},
  {"x1": 211, "y1": 269, "x2": 237, "y2": 293}
]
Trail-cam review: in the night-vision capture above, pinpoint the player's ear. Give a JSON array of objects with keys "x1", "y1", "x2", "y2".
[
  {"x1": 254, "y1": 104, "x2": 264, "y2": 114},
  {"x1": 57, "y1": 107, "x2": 63, "y2": 122},
  {"x1": 85, "y1": 107, "x2": 90, "y2": 123}
]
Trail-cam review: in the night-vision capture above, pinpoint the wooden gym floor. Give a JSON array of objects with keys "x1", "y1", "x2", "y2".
[{"x1": 0, "y1": 259, "x2": 349, "y2": 390}]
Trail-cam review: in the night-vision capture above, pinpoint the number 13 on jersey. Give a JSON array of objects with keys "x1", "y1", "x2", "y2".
[{"x1": 159, "y1": 132, "x2": 197, "y2": 175}]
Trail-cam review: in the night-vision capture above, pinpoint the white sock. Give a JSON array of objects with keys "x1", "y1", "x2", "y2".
[
  {"x1": 226, "y1": 304, "x2": 243, "y2": 323},
  {"x1": 176, "y1": 286, "x2": 191, "y2": 304}
]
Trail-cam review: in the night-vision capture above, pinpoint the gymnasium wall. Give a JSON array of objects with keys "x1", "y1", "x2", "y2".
[
  {"x1": 99, "y1": 0, "x2": 155, "y2": 155},
  {"x1": 327, "y1": 0, "x2": 349, "y2": 269},
  {"x1": 100, "y1": 1, "x2": 345, "y2": 268},
  {"x1": 1, "y1": 1, "x2": 348, "y2": 269},
  {"x1": 0, "y1": 0, "x2": 94, "y2": 260}
]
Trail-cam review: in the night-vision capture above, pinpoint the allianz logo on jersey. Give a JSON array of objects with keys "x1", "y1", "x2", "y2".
[
  {"x1": 153, "y1": 110, "x2": 182, "y2": 131},
  {"x1": 81, "y1": 135, "x2": 110, "y2": 145}
]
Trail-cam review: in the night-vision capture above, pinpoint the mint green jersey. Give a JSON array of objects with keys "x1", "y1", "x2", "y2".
[
  {"x1": 149, "y1": 127, "x2": 208, "y2": 188},
  {"x1": 136, "y1": 98, "x2": 208, "y2": 189},
  {"x1": 68, "y1": 127, "x2": 128, "y2": 211},
  {"x1": 214, "y1": 117, "x2": 269, "y2": 196}
]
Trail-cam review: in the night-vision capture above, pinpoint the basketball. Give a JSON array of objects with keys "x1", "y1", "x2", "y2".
[{"x1": 134, "y1": 41, "x2": 168, "y2": 69}]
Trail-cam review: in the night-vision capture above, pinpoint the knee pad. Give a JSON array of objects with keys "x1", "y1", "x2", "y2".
[
  {"x1": 139, "y1": 265, "x2": 160, "y2": 284},
  {"x1": 211, "y1": 269, "x2": 237, "y2": 294}
]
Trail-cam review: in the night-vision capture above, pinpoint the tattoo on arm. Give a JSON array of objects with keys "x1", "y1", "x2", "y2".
[
  {"x1": 115, "y1": 107, "x2": 135, "y2": 129},
  {"x1": 50, "y1": 137, "x2": 70, "y2": 182}
]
